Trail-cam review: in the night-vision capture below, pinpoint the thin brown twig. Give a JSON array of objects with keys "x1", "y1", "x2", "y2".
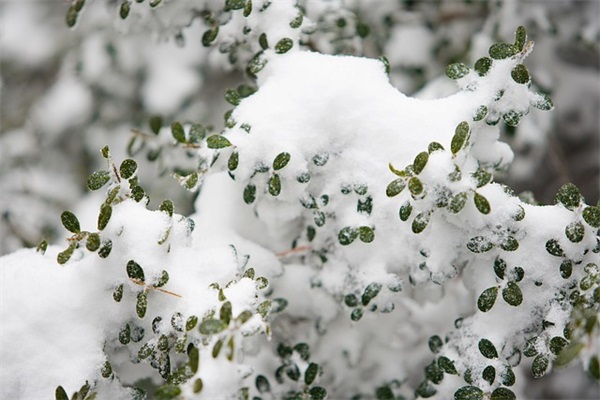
[
  {"x1": 276, "y1": 246, "x2": 311, "y2": 258},
  {"x1": 129, "y1": 278, "x2": 183, "y2": 298}
]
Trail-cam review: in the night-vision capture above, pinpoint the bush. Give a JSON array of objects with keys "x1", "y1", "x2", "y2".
[{"x1": 1, "y1": 1, "x2": 598, "y2": 399}]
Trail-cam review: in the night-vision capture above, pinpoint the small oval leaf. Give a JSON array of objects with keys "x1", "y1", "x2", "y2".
[{"x1": 477, "y1": 286, "x2": 498, "y2": 312}]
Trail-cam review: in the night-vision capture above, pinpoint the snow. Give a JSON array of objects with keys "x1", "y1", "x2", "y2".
[{"x1": 1, "y1": 3, "x2": 598, "y2": 398}]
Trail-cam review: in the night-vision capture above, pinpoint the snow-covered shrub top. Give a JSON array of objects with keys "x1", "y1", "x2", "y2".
[{"x1": 1, "y1": 2, "x2": 599, "y2": 400}]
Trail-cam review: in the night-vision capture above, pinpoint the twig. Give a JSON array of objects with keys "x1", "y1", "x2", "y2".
[
  {"x1": 129, "y1": 278, "x2": 183, "y2": 298},
  {"x1": 276, "y1": 246, "x2": 311, "y2": 258}
]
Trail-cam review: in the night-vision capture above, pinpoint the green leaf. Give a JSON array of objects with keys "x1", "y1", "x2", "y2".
[
  {"x1": 149, "y1": 115, "x2": 162, "y2": 135},
  {"x1": 512, "y1": 266, "x2": 524, "y2": 282},
  {"x1": 473, "y1": 105, "x2": 488, "y2": 121},
  {"x1": 275, "y1": 38, "x2": 293, "y2": 54},
  {"x1": 338, "y1": 227, "x2": 359, "y2": 246},
  {"x1": 243, "y1": 184, "x2": 256, "y2": 204},
  {"x1": 297, "y1": 171, "x2": 311, "y2": 183},
  {"x1": 446, "y1": 63, "x2": 470, "y2": 79},
  {"x1": 560, "y1": 260, "x2": 573, "y2": 279},
  {"x1": 474, "y1": 57, "x2": 492, "y2": 76},
  {"x1": 583, "y1": 206, "x2": 600, "y2": 227},
  {"x1": 511, "y1": 64, "x2": 530, "y2": 84},
  {"x1": 202, "y1": 27, "x2": 219, "y2": 47},
  {"x1": 86, "y1": 233, "x2": 101, "y2": 252},
  {"x1": 227, "y1": 152, "x2": 239, "y2": 171},
  {"x1": 565, "y1": 221, "x2": 585, "y2": 243},
  {"x1": 428, "y1": 141, "x2": 445, "y2": 153},
  {"x1": 155, "y1": 270, "x2": 169, "y2": 288},
  {"x1": 87, "y1": 170, "x2": 111, "y2": 191},
  {"x1": 502, "y1": 282, "x2": 523, "y2": 306},
  {"x1": 588, "y1": 355, "x2": 599, "y2": 380},
  {"x1": 428, "y1": 335, "x2": 443, "y2": 353},
  {"x1": 294, "y1": 343, "x2": 310, "y2": 361},
  {"x1": 313, "y1": 152, "x2": 329, "y2": 166},
  {"x1": 490, "y1": 388, "x2": 515, "y2": 400},
  {"x1": 386, "y1": 179, "x2": 406, "y2": 197},
  {"x1": 482, "y1": 365, "x2": 495, "y2": 384},
  {"x1": 467, "y1": 236, "x2": 493, "y2": 253},
  {"x1": 449, "y1": 192, "x2": 468, "y2": 213},
  {"x1": 98, "y1": 204, "x2": 112, "y2": 231},
  {"x1": 489, "y1": 42, "x2": 518, "y2": 59},
  {"x1": 185, "y1": 315, "x2": 198, "y2": 331},
  {"x1": 514, "y1": 26, "x2": 527, "y2": 51},
  {"x1": 268, "y1": 174, "x2": 281, "y2": 196},
  {"x1": 344, "y1": 294, "x2": 358, "y2": 307},
  {"x1": 256, "y1": 375, "x2": 271, "y2": 393},
  {"x1": 66, "y1": 6, "x2": 78, "y2": 27},
  {"x1": 61, "y1": 211, "x2": 80, "y2": 233},
  {"x1": 479, "y1": 338, "x2": 498, "y2": 359},
  {"x1": 119, "y1": 323, "x2": 131, "y2": 345},
  {"x1": 224, "y1": 0, "x2": 245, "y2": 11},
  {"x1": 98, "y1": 239, "x2": 112, "y2": 258},
  {"x1": 100, "y1": 146, "x2": 110, "y2": 160},
  {"x1": 555, "y1": 183, "x2": 582, "y2": 210},
  {"x1": 206, "y1": 135, "x2": 232, "y2": 149},
  {"x1": 472, "y1": 169, "x2": 492, "y2": 188},
  {"x1": 477, "y1": 286, "x2": 498, "y2": 312},
  {"x1": 285, "y1": 363, "x2": 301, "y2": 381},
  {"x1": 136, "y1": 290, "x2": 148, "y2": 318},
  {"x1": 532, "y1": 354, "x2": 549, "y2": 378},
  {"x1": 454, "y1": 386, "x2": 483, "y2": 400},
  {"x1": 358, "y1": 226, "x2": 375, "y2": 243},
  {"x1": 438, "y1": 356, "x2": 458, "y2": 375},
  {"x1": 356, "y1": 22, "x2": 370, "y2": 38},
  {"x1": 273, "y1": 152, "x2": 291, "y2": 170},
  {"x1": 220, "y1": 301, "x2": 232, "y2": 325},
  {"x1": 503, "y1": 111, "x2": 520, "y2": 127},
  {"x1": 501, "y1": 236, "x2": 519, "y2": 252},
  {"x1": 171, "y1": 122, "x2": 186, "y2": 143},
  {"x1": 154, "y1": 384, "x2": 181, "y2": 400},
  {"x1": 112, "y1": 284, "x2": 124, "y2": 303},
  {"x1": 375, "y1": 385, "x2": 394, "y2": 400},
  {"x1": 192, "y1": 378, "x2": 203, "y2": 394},
  {"x1": 414, "y1": 381, "x2": 437, "y2": 398},
  {"x1": 549, "y1": 336, "x2": 569, "y2": 355},
  {"x1": 413, "y1": 151, "x2": 429, "y2": 174},
  {"x1": 412, "y1": 212, "x2": 430, "y2": 234},
  {"x1": 451, "y1": 122, "x2": 469, "y2": 154},
  {"x1": 399, "y1": 201, "x2": 412, "y2": 221},
  {"x1": 304, "y1": 363, "x2": 320, "y2": 385},
  {"x1": 379, "y1": 55, "x2": 391, "y2": 74},
  {"x1": 258, "y1": 33, "x2": 269, "y2": 50},
  {"x1": 127, "y1": 260, "x2": 145, "y2": 282},
  {"x1": 199, "y1": 318, "x2": 227, "y2": 335},
  {"x1": 55, "y1": 386, "x2": 69, "y2": 400},
  {"x1": 350, "y1": 308, "x2": 363, "y2": 321},
  {"x1": 408, "y1": 177, "x2": 423, "y2": 196},
  {"x1": 57, "y1": 243, "x2": 76, "y2": 265},
  {"x1": 36, "y1": 239, "x2": 48, "y2": 254},
  {"x1": 357, "y1": 196, "x2": 373, "y2": 215},
  {"x1": 361, "y1": 282, "x2": 382, "y2": 306},
  {"x1": 308, "y1": 387, "x2": 327, "y2": 400},
  {"x1": 119, "y1": 159, "x2": 137, "y2": 179},
  {"x1": 501, "y1": 366, "x2": 516, "y2": 386},
  {"x1": 545, "y1": 239, "x2": 564, "y2": 257},
  {"x1": 101, "y1": 361, "x2": 113, "y2": 379},
  {"x1": 119, "y1": 1, "x2": 131, "y2": 19},
  {"x1": 554, "y1": 342, "x2": 585, "y2": 368},
  {"x1": 532, "y1": 92, "x2": 553, "y2": 111},
  {"x1": 474, "y1": 192, "x2": 491, "y2": 214}
]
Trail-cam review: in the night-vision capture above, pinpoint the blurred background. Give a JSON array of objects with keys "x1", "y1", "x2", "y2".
[{"x1": 0, "y1": 0, "x2": 598, "y2": 254}]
